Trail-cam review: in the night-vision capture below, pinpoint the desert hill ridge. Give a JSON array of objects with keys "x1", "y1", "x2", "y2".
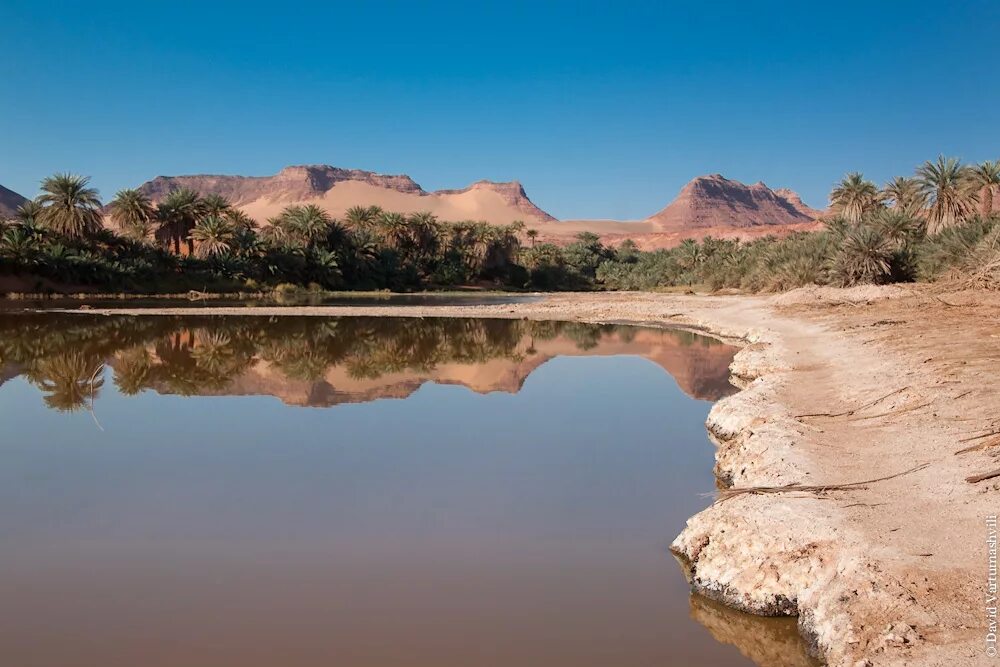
[
  {"x1": 0, "y1": 184, "x2": 28, "y2": 218},
  {"x1": 4, "y1": 166, "x2": 824, "y2": 249},
  {"x1": 136, "y1": 164, "x2": 557, "y2": 225},
  {"x1": 132, "y1": 165, "x2": 822, "y2": 248}
]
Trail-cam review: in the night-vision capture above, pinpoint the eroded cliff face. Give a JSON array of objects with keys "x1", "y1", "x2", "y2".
[
  {"x1": 774, "y1": 188, "x2": 824, "y2": 219},
  {"x1": 648, "y1": 174, "x2": 821, "y2": 230},
  {"x1": 137, "y1": 165, "x2": 423, "y2": 204}
]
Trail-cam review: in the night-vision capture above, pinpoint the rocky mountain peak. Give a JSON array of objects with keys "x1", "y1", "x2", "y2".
[{"x1": 647, "y1": 174, "x2": 820, "y2": 230}]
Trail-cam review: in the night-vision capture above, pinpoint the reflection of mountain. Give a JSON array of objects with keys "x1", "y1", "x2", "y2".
[
  {"x1": 689, "y1": 595, "x2": 820, "y2": 667},
  {"x1": 0, "y1": 315, "x2": 735, "y2": 411},
  {"x1": 146, "y1": 328, "x2": 736, "y2": 406}
]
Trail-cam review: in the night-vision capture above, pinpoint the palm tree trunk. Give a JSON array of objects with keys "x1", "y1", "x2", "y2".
[{"x1": 984, "y1": 187, "x2": 995, "y2": 218}]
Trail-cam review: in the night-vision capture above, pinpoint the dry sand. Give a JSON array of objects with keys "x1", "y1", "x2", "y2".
[
  {"x1": 40, "y1": 286, "x2": 998, "y2": 666},
  {"x1": 239, "y1": 181, "x2": 548, "y2": 226}
]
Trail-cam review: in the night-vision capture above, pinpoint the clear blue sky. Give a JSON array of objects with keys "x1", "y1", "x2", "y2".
[{"x1": 2, "y1": 0, "x2": 998, "y2": 219}]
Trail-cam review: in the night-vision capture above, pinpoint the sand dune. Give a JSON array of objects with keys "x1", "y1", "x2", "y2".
[{"x1": 239, "y1": 180, "x2": 552, "y2": 226}]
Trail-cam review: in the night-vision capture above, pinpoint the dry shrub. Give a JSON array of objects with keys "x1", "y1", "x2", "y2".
[{"x1": 961, "y1": 227, "x2": 1000, "y2": 290}]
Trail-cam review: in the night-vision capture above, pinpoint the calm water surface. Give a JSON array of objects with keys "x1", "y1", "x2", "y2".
[
  {"x1": 0, "y1": 292, "x2": 539, "y2": 313},
  {"x1": 0, "y1": 315, "x2": 816, "y2": 666}
]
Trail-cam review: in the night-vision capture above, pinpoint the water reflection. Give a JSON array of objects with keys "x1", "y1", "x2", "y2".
[
  {"x1": 0, "y1": 314, "x2": 818, "y2": 666},
  {"x1": 0, "y1": 315, "x2": 737, "y2": 410},
  {"x1": 690, "y1": 595, "x2": 820, "y2": 667}
]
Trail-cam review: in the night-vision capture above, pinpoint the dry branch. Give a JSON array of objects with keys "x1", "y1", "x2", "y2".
[
  {"x1": 967, "y1": 468, "x2": 1000, "y2": 484},
  {"x1": 956, "y1": 435, "x2": 1000, "y2": 456},
  {"x1": 958, "y1": 429, "x2": 1000, "y2": 444},
  {"x1": 713, "y1": 463, "x2": 930, "y2": 503},
  {"x1": 844, "y1": 400, "x2": 931, "y2": 422},
  {"x1": 795, "y1": 386, "x2": 910, "y2": 419}
]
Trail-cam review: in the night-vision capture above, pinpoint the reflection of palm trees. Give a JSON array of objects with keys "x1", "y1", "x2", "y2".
[
  {"x1": 273, "y1": 347, "x2": 331, "y2": 381},
  {"x1": 1, "y1": 315, "x2": 639, "y2": 407},
  {"x1": 190, "y1": 332, "x2": 236, "y2": 374},
  {"x1": 27, "y1": 352, "x2": 105, "y2": 412},
  {"x1": 113, "y1": 347, "x2": 154, "y2": 395}
]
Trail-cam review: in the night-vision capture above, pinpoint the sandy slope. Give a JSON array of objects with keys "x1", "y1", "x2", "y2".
[
  {"x1": 239, "y1": 180, "x2": 551, "y2": 226},
  {"x1": 43, "y1": 287, "x2": 996, "y2": 666}
]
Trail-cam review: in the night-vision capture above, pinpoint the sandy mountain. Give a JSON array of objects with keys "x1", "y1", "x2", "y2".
[
  {"x1": 132, "y1": 166, "x2": 823, "y2": 249},
  {"x1": 0, "y1": 184, "x2": 28, "y2": 219},
  {"x1": 136, "y1": 165, "x2": 555, "y2": 225},
  {"x1": 549, "y1": 175, "x2": 823, "y2": 250},
  {"x1": 647, "y1": 174, "x2": 820, "y2": 230}
]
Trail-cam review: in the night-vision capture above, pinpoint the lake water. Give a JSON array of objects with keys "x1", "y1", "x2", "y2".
[{"x1": 0, "y1": 314, "x2": 817, "y2": 666}]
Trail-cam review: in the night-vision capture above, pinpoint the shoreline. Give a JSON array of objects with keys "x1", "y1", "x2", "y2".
[{"x1": 10, "y1": 287, "x2": 993, "y2": 666}]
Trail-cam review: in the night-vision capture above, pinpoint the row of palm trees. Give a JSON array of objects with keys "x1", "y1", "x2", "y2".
[
  {"x1": 830, "y1": 156, "x2": 1000, "y2": 233},
  {"x1": 2, "y1": 173, "x2": 533, "y2": 288}
]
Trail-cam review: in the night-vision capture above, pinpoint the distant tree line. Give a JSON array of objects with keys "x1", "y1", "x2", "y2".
[
  {"x1": 0, "y1": 175, "x2": 529, "y2": 291},
  {"x1": 2, "y1": 156, "x2": 998, "y2": 294}
]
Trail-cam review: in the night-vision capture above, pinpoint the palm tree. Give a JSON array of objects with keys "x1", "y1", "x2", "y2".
[
  {"x1": 970, "y1": 160, "x2": 1000, "y2": 218},
  {"x1": 881, "y1": 177, "x2": 926, "y2": 215},
  {"x1": 377, "y1": 211, "x2": 409, "y2": 248},
  {"x1": 829, "y1": 173, "x2": 881, "y2": 223},
  {"x1": 190, "y1": 215, "x2": 237, "y2": 258},
  {"x1": 526, "y1": 229, "x2": 539, "y2": 247},
  {"x1": 289, "y1": 204, "x2": 331, "y2": 248},
  {"x1": 201, "y1": 193, "x2": 232, "y2": 218},
  {"x1": 483, "y1": 224, "x2": 521, "y2": 272},
  {"x1": 916, "y1": 156, "x2": 978, "y2": 234},
  {"x1": 225, "y1": 208, "x2": 255, "y2": 232},
  {"x1": 831, "y1": 225, "x2": 894, "y2": 286},
  {"x1": 36, "y1": 173, "x2": 103, "y2": 239},
  {"x1": 873, "y1": 208, "x2": 924, "y2": 245},
  {"x1": 345, "y1": 205, "x2": 382, "y2": 230},
  {"x1": 108, "y1": 189, "x2": 156, "y2": 241},
  {"x1": 15, "y1": 200, "x2": 44, "y2": 224},
  {"x1": 156, "y1": 188, "x2": 205, "y2": 254},
  {"x1": 260, "y1": 217, "x2": 290, "y2": 246},
  {"x1": 406, "y1": 211, "x2": 441, "y2": 261}
]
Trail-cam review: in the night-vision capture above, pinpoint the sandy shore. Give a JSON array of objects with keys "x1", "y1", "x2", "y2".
[{"x1": 35, "y1": 286, "x2": 998, "y2": 666}]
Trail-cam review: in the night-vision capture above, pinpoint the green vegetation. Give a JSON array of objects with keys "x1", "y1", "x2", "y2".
[
  {"x1": 598, "y1": 156, "x2": 998, "y2": 291},
  {"x1": 2, "y1": 156, "x2": 998, "y2": 295},
  {"x1": 1, "y1": 179, "x2": 526, "y2": 293}
]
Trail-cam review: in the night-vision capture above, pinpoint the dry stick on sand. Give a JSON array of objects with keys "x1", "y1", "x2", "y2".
[
  {"x1": 967, "y1": 468, "x2": 1000, "y2": 484},
  {"x1": 956, "y1": 434, "x2": 1000, "y2": 456},
  {"x1": 713, "y1": 463, "x2": 930, "y2": 504},
  {"x1": 844, "y1": 400, "x2": 932, "y2": 422},
  {"x1": 795, "y1": 386, "x2": 910, "y2": 419},
  {"x1": 958, "y1": 429, "x2": 1000, "y2": 444}
]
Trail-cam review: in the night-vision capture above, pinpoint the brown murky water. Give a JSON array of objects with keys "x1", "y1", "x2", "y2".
[{"x1": 0, "y1": 315, "x2": 817, "y2": 666}]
